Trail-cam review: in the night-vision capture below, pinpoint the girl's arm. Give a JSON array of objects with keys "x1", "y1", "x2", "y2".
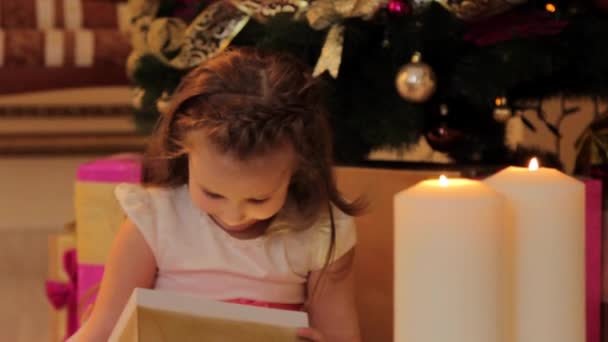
[
  {"x1": 299, "y1": 249, "x2": 361, "y2": 342},
  {"x1": 71, "y1": 219, "x2": 157, "y2": 341}
]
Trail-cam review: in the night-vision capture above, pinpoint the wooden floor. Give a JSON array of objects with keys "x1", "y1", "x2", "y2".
[{"x1": 0, "y1": 230, "x2": 52, "y2": 342}]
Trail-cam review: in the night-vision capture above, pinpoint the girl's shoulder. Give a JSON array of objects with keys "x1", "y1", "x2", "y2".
[
  {"x1": 114, "y1": 182, "x2": 184, "y2": 198},
  {"x1": 113, "y1": 183, "x2": 194, "y2": 264},
  {"x1": 114, "y1": 183, "x2": 188, "y2": 209},
  {"x1": 279, "y1": 205, "x2": 357, "y2": 271},
  {"x1": 113, "y1": 183, "x2": 191, "y2": 233}
]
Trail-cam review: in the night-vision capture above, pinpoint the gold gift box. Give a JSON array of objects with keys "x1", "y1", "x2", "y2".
[
  {"x1": 75, "y1": 181, "x2": 126, "y2": 265},
  {"x1": 109, "y1": 288, "x2": 308, "y2": 342}
]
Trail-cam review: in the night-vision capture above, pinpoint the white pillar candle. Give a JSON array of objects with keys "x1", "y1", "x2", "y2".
[
  {"x1": 484, "y1": 159, "x2": 585, "y2": 342},
  {"x1": 394, "y1": 176, "x2": 505, "y2": 342}
]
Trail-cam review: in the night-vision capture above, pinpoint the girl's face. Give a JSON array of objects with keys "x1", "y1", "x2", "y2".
[{"x1": 187, "y1": 133, "x2": 295, "y2": 234}]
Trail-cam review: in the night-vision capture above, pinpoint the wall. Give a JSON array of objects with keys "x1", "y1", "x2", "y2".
[
  {"x1": 0, "y1": 155, "x2": 105, "y2": 231},
  {"x1": 0, "y1": 86, "x2": 133, "y2": 232}
]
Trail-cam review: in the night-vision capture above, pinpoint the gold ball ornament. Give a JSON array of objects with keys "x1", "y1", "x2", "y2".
[
  {"x1": 395, "y1": 52, "x2": 437, "y2": 103},
  {"x1": 493, "y1": 96, "x2": 512, "y2": 122}
]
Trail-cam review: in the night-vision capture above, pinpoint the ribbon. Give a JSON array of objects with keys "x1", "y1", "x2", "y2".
[
  {"x1": 127, "y1": 0, "x2": 307, "y2": 73},
  {"x1": 306, "y1": 0, "x2": 387, "y2": 78},
  {"x1": 230, "y1": 0, "x2": 307, "y2": 18},
  {"x1": 128, "y1": 0, "x2": 248, "y2": 71},
  {"x1": 313, "y1": 24, "x2": 345, "y2": 78},
  {"x1": 45, "y1": 249, "x2": 79, "y2": 339},
  {"x1": 306, "y1": 0, "x2": 386, "y2": 30}
]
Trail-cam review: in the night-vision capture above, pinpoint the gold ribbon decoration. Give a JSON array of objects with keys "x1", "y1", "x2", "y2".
[
  {"x1": 313, "y1": 24, "x2": 344, "y2": 78},
  {"x1": 169, "y1": 1, "x2": 250, "y2": 69},
  {"x1": 307, "y1": 0, "x2": 387, "y2": 29},
  {"x1": 306, "y1": 0, "x2": 388, "y2": 78},
  {"x1": 128, "y1": 0, "x2": 251, "y2": 70},
  {"x1": 128, "y1": 0, "x2": 312, "y2": 71},
  {"x1": 230, "y1": 0, "x2": 309, "y2": 20},
  {"x1": 146, "y1": 17, "x2": 188, "y2": 56},
  {"x1": 128, "y1": 0, "x2": 160, "y2": 52},
  {"x1": 306, "y1": 0, "x2": 341, "y2": 30}
]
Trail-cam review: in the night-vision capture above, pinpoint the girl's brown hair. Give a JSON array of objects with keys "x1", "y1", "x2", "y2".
[{"x1": 143, "y1": 47, "x2": 364, "y2": 267}]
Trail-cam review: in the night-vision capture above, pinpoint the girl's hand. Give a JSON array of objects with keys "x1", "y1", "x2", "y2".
[{"x1": 296, "y1": 327, "x2": 325, "y2": 341}]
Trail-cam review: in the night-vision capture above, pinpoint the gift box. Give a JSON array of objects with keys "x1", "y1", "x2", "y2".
[
  {"x1": 584, "y1": 178, "x2": 603, "y2": 342},
  {"x1": 109, "y1": 288, "x2": 308, "y2": 342},
  {"x1": 75, "y1": 154, "x2": 142, "y2": 320},
  {"x1": 45, "y1": 224, "x2": 77, "y2": 342}
]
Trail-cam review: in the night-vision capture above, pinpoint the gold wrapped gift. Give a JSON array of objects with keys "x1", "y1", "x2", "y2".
[
  {"x1": 75, "y1": 155, "x2": 142, "y2": 265},
  {"x1": 75, "y1": 181, "x2": 127, "y2": 264},
  {"x1": 109, "y1": 288, "x2": 308, "y2": 341}
]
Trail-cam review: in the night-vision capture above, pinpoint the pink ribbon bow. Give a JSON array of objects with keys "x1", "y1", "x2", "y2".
[{"x1": 45, "y1": 248, "x2": 78, "y2": 340}]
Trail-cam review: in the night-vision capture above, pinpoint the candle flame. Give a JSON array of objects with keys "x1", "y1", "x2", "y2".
[
  {"x1": 439, "y1": 175, "x2": 449, "y2": 187},
  {"x1": 528, "y1": 157, "x2": 539, "y2": 171}
]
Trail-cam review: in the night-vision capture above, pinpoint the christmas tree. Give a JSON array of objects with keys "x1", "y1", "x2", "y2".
[{"x1": 127, "y1": 0, "x2": 608, "y2": 166}]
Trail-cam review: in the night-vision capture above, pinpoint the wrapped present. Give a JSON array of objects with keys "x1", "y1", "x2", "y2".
[
  {"x1": 109, "y1": 288, "x2": 308, "y2": 341},
  {"x1": 603, "y1": 191, "x2": 608, "y2": 342},
  {"x1": 584, "y1": 178, "x2": 603, "y2": 342},
  {"x1": 574, "y1": 118, "x2": 608, "y2": 340},
  {"x1": 75, "y1": 153, "x2": 142, "y2": 320},
  {"x1": 45, "y1": 225, "x2": 77, "y2": 342}
]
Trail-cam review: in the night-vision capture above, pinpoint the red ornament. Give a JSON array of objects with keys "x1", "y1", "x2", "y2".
[
  {"x1": 425, "y1": 125, "x2": 465, "y2": 152},
  {"x1": 387, "y1": 0, "x2": 411, "y2": 16}
]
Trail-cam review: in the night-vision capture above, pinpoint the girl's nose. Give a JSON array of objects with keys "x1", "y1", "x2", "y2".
[{"x1": 222, "y1": 204, "x2": 246, "y2": 225}]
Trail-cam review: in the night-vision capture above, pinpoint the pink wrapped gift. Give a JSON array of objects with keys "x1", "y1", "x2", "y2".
[
  {"x1": 75, "y1": 154, "x2": 142, "y2": 322},
  {"x1": 583, "y1": 178, "x2": 602, "y2": 342}
]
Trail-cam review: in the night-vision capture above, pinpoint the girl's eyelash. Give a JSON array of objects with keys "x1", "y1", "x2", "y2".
[
  {"x1": 248, "y1": 198, "x2": 269, "y2": 204},
  {"x1": 204, "y1": 191, "x2": 223, "y2": 199},
  {"x1": 204, "y1": 190, "x2": 268, "y2": 204}
]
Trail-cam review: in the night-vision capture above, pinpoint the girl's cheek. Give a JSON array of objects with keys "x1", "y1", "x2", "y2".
[
  {"x1": 198, "y1": 198, "x2": 215, "y2": 213},
  {"x1": 190, "y1": 189, "x2": 218, "y2": 214}
]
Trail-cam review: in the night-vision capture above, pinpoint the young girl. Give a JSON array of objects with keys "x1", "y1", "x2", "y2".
[{"x1": 71, "y1": 47, "x2": 364, "y2": 342}]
